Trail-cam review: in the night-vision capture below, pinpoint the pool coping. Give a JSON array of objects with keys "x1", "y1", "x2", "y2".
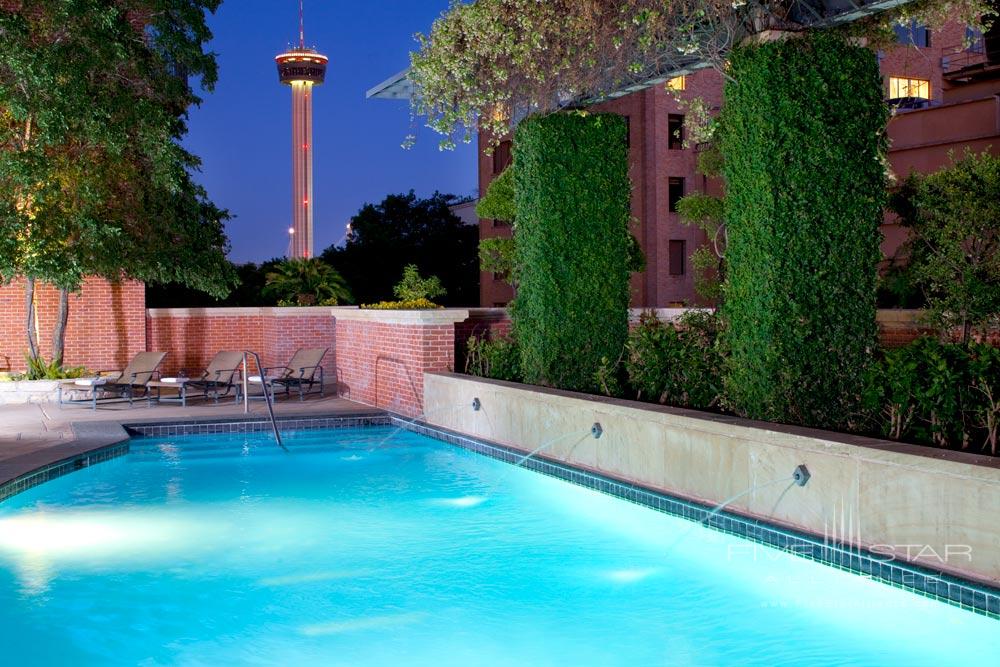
[{"x1": 1, "y1": 411, "x2": 997, "y2": 620}]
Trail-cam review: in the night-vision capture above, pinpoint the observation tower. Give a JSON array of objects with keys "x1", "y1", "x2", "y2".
[{"x1": 275, "y1": 1, "x2": 328, "y2": 258}]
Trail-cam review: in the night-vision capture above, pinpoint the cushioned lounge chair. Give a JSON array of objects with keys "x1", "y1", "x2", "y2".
[
  {"x1": 183, "y1": 351, "x2": 245, "y2": 404},
  {"x1": 266, "y1": 348, "x2": 328, "y2": 401},
  {"x1": 58, "y1": 351, "x2": 166, "y2": 410}
]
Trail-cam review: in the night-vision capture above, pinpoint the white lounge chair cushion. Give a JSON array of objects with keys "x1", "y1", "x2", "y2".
[{"x1": 74, "y1": 378, "x2": 108, "y2": 387}]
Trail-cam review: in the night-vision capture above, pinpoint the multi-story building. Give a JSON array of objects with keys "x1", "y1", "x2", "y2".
[{"x1": 371, "y1": 18, "x2": 1000, "y2": 308}]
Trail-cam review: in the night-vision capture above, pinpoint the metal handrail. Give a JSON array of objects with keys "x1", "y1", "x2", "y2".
[{"x1": 243, "y1": 351, "x2": 287, "y2": 451}]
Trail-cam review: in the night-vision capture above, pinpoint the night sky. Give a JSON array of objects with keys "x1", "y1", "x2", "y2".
[{"x1": 183, "y1": 0, "x2": 477, "y2": 263}]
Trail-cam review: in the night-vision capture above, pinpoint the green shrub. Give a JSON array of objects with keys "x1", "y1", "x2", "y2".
[
  {"x1": 478, "y1": 237, "x2": 518, "y2": 285},
  {"x1": 890, "y1": 150, "x2": 1000, "y2": 342},
  {"x1": 464, "y1": 334, "x2": 521, "y2": 382},
  {"x1": 16, "y1": 355, "x2": 90, "y2": 381},
  {"x1": 361, "y1": 298, "x2": 442, "y2": 310},
  {"x1": 624, "y1": 311, "x2": 723, "y2": 409},
  {"x1": 476, "y1": 166, "x2": 516, "y2": 222},
  {"x1": 719, "y1": 32, "x2": 887, "y2": 429},
  {"x1": 512, "y1": 111, "x2": 631, "y2": 392},
  {"x1": 393, "y1": 264, "x2": 446, "y2": 302},
  {"x1": 868, "y1": 338, "x2": 1000, "y2": 453}
]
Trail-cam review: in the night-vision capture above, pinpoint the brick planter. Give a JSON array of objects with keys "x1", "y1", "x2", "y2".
[{"x1": 333, "y1": 309, "x2": 470, "y2": 417}]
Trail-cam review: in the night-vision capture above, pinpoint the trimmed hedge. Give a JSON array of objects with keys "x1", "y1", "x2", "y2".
[
  {"x1": 719, "y1": 32, "x2": 888, "y2": 429},
  {"x1": 512, "y1": 112, "x2": 631, "y2": 391}
]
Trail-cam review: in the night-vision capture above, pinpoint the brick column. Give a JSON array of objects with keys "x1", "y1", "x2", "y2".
[{"x1": 332, "y1": 309, "x2": 470, "y2": 417}]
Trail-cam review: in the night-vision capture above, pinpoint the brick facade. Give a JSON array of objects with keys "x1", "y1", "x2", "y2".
[
  {"x1": 478, "y1": 21, "x2": 1000, "y2": 307},
  {"x1": 0, "y1": 278, "x2": 145, "y2": 373}
]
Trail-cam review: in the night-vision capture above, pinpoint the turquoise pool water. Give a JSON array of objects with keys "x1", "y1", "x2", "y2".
[{"x1": 0, "y1": 427, "x2": 997, "y2": 666}]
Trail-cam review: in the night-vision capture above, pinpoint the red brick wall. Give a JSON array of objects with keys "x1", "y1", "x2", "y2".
[
  {"x1": 145, "y1": 308, "x2": 336, "y2": 380},
  {"x1": 0, "y1": 278, "x2": 145, "y2": 373},
  {"x1": 334, "y1": 315, "x2": 460, "y2": 417}
]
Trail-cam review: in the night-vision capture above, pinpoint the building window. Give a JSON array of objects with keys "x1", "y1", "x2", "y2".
[
  {"x1": 666, "y1": 75, "x2": 686, "y2": 91},
  {"x1": 894, "y1": 21, "x2": 931, "y2": 47},
  {"x1": 669, "y1": 240, "x2": 686, "y2": 276},
  {"x1": 668, "y1": 177, "x2": 685, "y2": 213},
  {"x1": 493, "y1": 140, "x2": 512, "y2": 174},
  {"x1": 888, "y1": 76, "x2": 930, "y2": 100},
  {"x1": 668, "y1": 114, "x2": 684, "y2": 150}
]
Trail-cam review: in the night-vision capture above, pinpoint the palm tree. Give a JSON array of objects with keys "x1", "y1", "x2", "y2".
[{"x1": 263, "y1": 258, "x2": 353, "y2": 306}]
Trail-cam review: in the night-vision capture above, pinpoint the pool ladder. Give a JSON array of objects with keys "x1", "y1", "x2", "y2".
[{"x1": 242, "y1": 351, "x2": 287, "y2": 451}]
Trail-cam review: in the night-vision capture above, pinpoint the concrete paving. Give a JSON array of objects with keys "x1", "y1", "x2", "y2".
[{"x1": 0, "y1": 395, "x2": 381, "y2": 489}]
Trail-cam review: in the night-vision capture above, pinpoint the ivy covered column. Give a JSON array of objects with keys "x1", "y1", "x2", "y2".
[
  {"x1": 720, "y1": 32, "x2": 888, "y2": 429},
  {"x1": 513, "y1": 112, "x2": 631, "y2": 392}
]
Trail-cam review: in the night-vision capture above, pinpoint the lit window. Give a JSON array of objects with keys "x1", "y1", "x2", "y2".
[
  {"x1": 888, "y1": 76, "x2": 930, "y2": 100},
  {"x1": 666, "y1": 75, "x2": 686, "y2": 91}
]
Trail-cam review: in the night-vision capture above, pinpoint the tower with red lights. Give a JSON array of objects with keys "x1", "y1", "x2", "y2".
[{"x1": 275, "y1": 2, "x2": 327, "y2": 258}]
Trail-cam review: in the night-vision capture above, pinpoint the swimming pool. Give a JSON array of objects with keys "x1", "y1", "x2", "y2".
[{"x1": 0, "y1": 426, "x2": 997, "y2": 665}]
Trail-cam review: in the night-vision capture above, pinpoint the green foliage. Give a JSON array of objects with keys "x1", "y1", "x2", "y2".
[
  {"x1": 866, "y1": 338, "x2": 1000, "y2": 453},
  {"x1": 719, "y1": 32, "x2": 888, "y2": 429},
  {"x1": 476, "y1": 167, "x2": 516, "y2": 222},
  {"x1": 624, "y1": 311, "x2": 723, "y2": 409},
  {"x1": 361, "y1": 298, "x2": 443, "y2": 310},
  {"x1": 321, "y1": 191, "x2": 477, "y2": 306},
  {"x1": 0, "y1": 1, "x2": 233, "y2": 295},
  {"x1": 17, "y1": 355, "x2": 89, "y2": 381},
  {"x1": 408, "y1": 0, "x2": 983, "y2": 148},
  {"x1": 890, "y1": 151, "x2": 1000, "y2": 342},
  {"x1": 393, "y1": 264, "x2": 447, "y2": 302},
  {"x1": 478, "y1": 237, "x2": 518, "y2": 283},
  {"x1": 676, "y1": 191, "x2": 726, "y2": 301},
  {"x1": 512, "y1": 112, "x2": 631, "y2": 392},
  {"x1": 263, "y1": 259, "x2": 353, "y2": 307},
  {"x1": 464, "y1": 334, "x2": 522, "y2": 382}
]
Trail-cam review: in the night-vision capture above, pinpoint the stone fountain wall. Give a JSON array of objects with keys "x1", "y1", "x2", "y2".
[{"x1": 423, "y1": 371, "x2": 1000, "y2": 588}]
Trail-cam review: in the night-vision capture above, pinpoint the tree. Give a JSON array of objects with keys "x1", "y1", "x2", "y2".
[
  {"x1": 891, "y1": 150, "x2": 1000, "y2": 343},
  {"x1": 410, "y1": 0, "x2": 990, "y2": 148},
  {"x1": 676, "y1": 145, "x2": 726, "y2": 303},
  {"x1": 321, "y1": 191, "x2": 478, "y2": 306},
  {"x1": 0, "y1": 1, "x2": 235, "y2": 366},
  {"x1": 393, "y1": 264, "x2": 446, "y2": 302},
  {"x1": 263, "y1": 258, "x2": 353, "y2": 306}
]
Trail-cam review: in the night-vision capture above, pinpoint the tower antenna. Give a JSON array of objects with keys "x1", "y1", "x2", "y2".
[{"x1": 298, "y1": 0, "x2": 304, "y2": 48}]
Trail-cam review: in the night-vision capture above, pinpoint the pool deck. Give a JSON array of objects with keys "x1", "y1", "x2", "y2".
[{"x1": 0, "y1": 396, "x2": 382, "y2": 489}]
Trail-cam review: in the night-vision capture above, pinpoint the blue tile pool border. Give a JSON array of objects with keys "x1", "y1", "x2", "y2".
[
  {"x1": 124, "y1": 413, "x2": 391, "y2": 438},
  {"x1": 2, "y1": 412, "x2": 997, "y2": 620},
  {"x1": 0, "y1": 442, "x2": 130, "y2": 504},
  {"x1": 396, "y1": 417, "x2": 1000, "y2": 620}
]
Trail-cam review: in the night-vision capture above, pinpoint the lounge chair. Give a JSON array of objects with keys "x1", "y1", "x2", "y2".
[
  {"x1": 58, "y1": 351, "x2": 166, "y2": 410},
  {"x1": 266, "y1": 348, "x2": 328, "y2": 401},
  {"x1": 183, "y1": 351, "x2": 246, "y2": 404}
]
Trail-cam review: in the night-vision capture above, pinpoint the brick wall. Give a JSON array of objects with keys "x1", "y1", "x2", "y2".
[
  {"x1": 0, "y1": 278, "x2": 145, "y2": 373},
  {"x1": 334, "y1": 310, "x2": 469, "y2": 417},
  {"x1": 145, "y1": 307, "x2": 337, "y2": 379}
]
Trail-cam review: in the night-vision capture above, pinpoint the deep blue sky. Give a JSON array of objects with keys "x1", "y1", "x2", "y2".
[{"x1": 183, "y1": 0, "x2": 477, "y2": 263}]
